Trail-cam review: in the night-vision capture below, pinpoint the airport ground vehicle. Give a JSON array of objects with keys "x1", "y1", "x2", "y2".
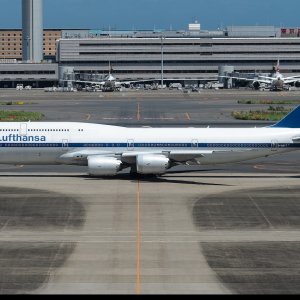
[
  {"x1": 205, "y1": 82, "x2": 224, "y2": 89},
  {"x1": 169, "y1": 83, "x2": 183, "y2": 90}
]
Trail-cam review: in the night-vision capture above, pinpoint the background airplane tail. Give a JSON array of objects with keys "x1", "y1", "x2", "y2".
[
  {"x1": 272, "y1": 105, "x2": 300, "y2": 128},
  {"x1": 272, "y1": 59, "x2": 280, "y2": 73},
  {"x1": 276, "y1": 59, "x2": 280, "y2": 72}
]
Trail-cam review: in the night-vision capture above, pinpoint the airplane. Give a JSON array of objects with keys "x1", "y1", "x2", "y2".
[
  {"x1": 72, "y1": 63, "x2": 219, "y2": 91},
  {"x1": 0, "y1": 106, "x2": 300, "y2": 176},
  {"x1": 75, "y1": 73, "x2": 219, "y2": 92},
  {"x1": 73, "y1": 63, "x2": 154, "y2": 91},
  {"x1": 75, "y1": 73, "x2": 157, "y2": 92},
  {"x1": 221, "y1": 60, "x2": 300, "y2": 91}
]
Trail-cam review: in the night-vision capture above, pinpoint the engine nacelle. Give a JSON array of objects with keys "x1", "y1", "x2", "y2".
[
  {"x1": 136, "y1": 155, "x2": 170, "y2": 175},
  {"x1": 88, "y1": 156, "x2": 122, "y2": 176},
  {"x1": 252, "y1": 81, "x2": 261, "y2": 90}
]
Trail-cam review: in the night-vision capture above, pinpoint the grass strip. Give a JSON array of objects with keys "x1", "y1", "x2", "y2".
[
  {"x1": 232, "y1": 106, "x2": 291, "y2": 121},
  {"x1": 0, "y1": 101, "x2": 35, "y2": 106},
  {"x1": 238, "y1": 100, "x2": 300, "y2": 105},
  {"x1": 0, "y1": 111, "x2": 44, "y2": 122}
]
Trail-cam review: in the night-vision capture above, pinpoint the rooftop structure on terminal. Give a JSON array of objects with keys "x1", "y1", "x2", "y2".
[{"x1": 61, "y1": 25, "x2": 282, "y2": 39}]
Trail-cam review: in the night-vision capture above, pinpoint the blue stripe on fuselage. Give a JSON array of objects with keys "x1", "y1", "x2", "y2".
[{"x1": 0, "y1": 142, "x2": 298, "y2": 148}]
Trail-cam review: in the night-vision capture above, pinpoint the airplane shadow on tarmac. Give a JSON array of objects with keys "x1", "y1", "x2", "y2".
[
  {"x1": 84, "y1": 172, "x2": 232, "y2": 187},
  {"x1": 83, "y1": 168, "x2": 300, "y2": 186},
  {"x1": 0, "y1": 172, "x2": 299, "y2": 185}
]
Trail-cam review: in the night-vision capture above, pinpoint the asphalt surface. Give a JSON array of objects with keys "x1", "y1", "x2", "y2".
[
  {"x1": 1, "y1": 88, "x2": 300, "y2": 127},
  {"x1": 0, "y1": 89, "x2": 299, "y2": 294}
]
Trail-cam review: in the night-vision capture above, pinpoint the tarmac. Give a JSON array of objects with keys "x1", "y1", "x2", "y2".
[{"x1": 0, "y1": 89, "x2": 299, "y2": 294}]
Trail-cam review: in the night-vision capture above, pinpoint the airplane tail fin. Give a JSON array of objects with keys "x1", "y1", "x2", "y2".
[
  {"x1": 276, "y1": 59, "x2": 280, "y2": 72},
  {"x1": 271, "y1": 105, "x2": 300, "y2": 128}
]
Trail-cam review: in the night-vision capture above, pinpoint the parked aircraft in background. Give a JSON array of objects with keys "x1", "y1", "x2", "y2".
[
  {"x1": 0, "y1": 106, "x2": 300, "y2": 176},
  {"x1": 71, "y1": 63, "x2": 154, "y2": 91},
  {"x1": 75, "y1": 73, "x2": 149, "y2": 92},
  {"x1": 72, "y1": 63, "x2": 218, "y2": 91},
  {"x1": 221, "y1": 60, "x2": 300, "y2": 91}
]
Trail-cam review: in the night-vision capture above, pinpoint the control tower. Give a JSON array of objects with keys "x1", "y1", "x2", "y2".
[{"x1": 22, "y1": 0, "x2": 43, "y2": 63}]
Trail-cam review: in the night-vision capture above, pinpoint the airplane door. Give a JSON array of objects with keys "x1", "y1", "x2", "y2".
[
  {"x1": 271, "y1": 140, "x2": 279, "y2": 151},
  {"x1": 62, "y1": 139, "x2": 69, "y2": 150},
  {"x1": 127, "y1": 139, "x2": 135, "y2": 151},
  {"x1": 191, "y1": 139, "x2": 198, "y2": 149},
  {"x1": 20, "y1": 123, "x2": 27, "y2": 136}
]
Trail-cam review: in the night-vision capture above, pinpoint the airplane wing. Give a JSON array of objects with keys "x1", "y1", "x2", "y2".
[
  {"x1": 59, "y1": 149, "x2": 252, "y2": 166},
  {"x1": 58, "y1": 149, "x2": 115, "y2": 164},
  {"x1": 219, "y1": 75, "x2": 270, "y2": 84},
  {"x1": 122, "y1": 150, "x2": 212, "y2": 162},
  {"x1": 259, "y1": 76, "x2": 300, "y2": 84},
  {"x1": 68, "y1": 77, "x2": 219, "y2": 87},
  {"x1": 219, "y1": 75, "x2": 254, "y2": 81},
  {"x1": 283, "y1": 77, "x2": 300, "y2": 84},
  {"x1": 119, "y1": 78, "x2": 218, "y2": 85},
  {"x1": 247, "y1": 78, "x2": 271, "y2": 84},
  {"x1": 221, "y1": 74, "x2": 300, "y2": 85},
  {"x1": 284, "y1": 75, "x2": 300, "y2": 80},
  {"x1": 74, "y1": 80, "x2": 106, "y2": 85},
  {"x1": 159, "y1": 78, "x2": 218, "y2": 82},
  {"x1": 115, "y1": 79, "x2": 154, "y2": 85},
  {"x1": 257, "y1": 76, "x2": 275, "y2": 80},
  {"x1": 121, "y1": 149, "x2": 252, "y2": 164}
]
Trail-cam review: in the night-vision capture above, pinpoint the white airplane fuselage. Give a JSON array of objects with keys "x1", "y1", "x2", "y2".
[{"x1": 0, "y1": 122, "x2": 299, "y2": 169}]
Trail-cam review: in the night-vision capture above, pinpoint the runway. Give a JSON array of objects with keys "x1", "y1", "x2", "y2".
[{"x1": 0, "y1": 89, "x2": 300, "y2": 294}]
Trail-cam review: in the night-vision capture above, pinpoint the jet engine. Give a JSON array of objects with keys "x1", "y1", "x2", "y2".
[
  {"x1": 88, "y1": 156, "x2": 122, "y2": 176},
  {"x1": 252, "y1": 81, "x2": 261, "y2": 90},
  {"x1": 136, "y1": 155, "x2": 170, "y2": 175}
]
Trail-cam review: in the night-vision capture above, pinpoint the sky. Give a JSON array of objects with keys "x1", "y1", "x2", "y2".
[{"x1": 0, "y1": 0, "x2": 300, "y2": 30}]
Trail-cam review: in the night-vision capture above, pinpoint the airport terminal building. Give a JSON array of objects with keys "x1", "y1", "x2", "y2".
[
  {"x1": 1, "y1": 25, "x2": 300, "y2": 87},
  {"x1": 0, "y1": 62, "x2": 58, "y2": 88},
  {"x1": 57, "y1": 29, "x2": 300, "y2": 83}
]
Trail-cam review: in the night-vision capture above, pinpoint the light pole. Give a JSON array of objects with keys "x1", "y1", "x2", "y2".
[{"x1": 161, "y1": 35, "x2": 164, "y2": 88}]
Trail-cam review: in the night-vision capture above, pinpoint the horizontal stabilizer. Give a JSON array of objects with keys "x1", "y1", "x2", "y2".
[{"x1": 271, "y1": 105, "x2": 300, "y2": 128}]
